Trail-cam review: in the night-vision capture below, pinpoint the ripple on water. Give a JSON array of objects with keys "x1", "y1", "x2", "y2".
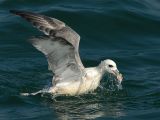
[{"x1": 0, "y1": 0, "x2": 160, "y2": 119}]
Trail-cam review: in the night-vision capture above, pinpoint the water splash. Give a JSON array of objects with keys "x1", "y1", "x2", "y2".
[{"x1": 103, "y1": 73, "x2": 123, "y2": 92}]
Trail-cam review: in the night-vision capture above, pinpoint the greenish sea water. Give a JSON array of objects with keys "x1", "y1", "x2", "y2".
[{"x1": 0, "y1": 0, "x2": 160, "y2": 120}]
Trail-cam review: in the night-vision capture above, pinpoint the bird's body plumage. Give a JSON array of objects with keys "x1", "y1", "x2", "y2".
[{"x1": 49, "y1": 67, "x2": 103, "y2": 95}]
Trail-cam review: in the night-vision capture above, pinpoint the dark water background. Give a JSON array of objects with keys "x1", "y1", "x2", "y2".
[{"x1": 0, "y1": 0, "x2": 160, "y2": 119}]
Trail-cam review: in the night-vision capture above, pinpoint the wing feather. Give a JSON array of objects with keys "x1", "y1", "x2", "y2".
[{"x1": 10, "y1": 10, "x2": 84, "y2": 83}]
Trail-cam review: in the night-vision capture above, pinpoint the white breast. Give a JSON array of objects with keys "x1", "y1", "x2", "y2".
[
  {"x1": 51, "y1": 67, "x2": 102, "y2": 95},
  {"x1": 82, "y1": 67, "x2": 102, "y2": 92}
]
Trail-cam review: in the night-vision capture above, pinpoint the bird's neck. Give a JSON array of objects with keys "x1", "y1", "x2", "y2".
[{"x1": 97, "y1": 62, "x2": 106, "y2": 78}]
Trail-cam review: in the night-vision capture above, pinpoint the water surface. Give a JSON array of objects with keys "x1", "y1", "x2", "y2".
[{"x1": 0, "y1": 0, "x2": 160, "y2": 120}]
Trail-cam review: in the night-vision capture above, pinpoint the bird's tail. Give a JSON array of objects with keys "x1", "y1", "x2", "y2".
[{"x1": 20, "y1": 87, "x2": 56, "y2": 96}]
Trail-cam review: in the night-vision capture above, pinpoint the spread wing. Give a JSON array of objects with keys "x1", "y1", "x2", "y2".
[{"x1": 10, "y1": 10, "x2": 84, "y2": 83}]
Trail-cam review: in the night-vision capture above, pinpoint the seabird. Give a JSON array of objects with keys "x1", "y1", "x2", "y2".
[{"x1": 10, "y1": 10, "x2": 123, "y2": 96}]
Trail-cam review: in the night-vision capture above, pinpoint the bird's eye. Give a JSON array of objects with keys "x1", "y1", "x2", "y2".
[{"x1": 108, "y1": 65, "x2": 113, "y2": 68}]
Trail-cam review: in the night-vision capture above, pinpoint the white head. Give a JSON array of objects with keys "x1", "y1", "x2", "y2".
[
  {"x1": 99, "y1": 59, "x2": 123, "y2": 82},
  {"x1": 103, "y1": 59, "x2": 117, "y2": 72}
]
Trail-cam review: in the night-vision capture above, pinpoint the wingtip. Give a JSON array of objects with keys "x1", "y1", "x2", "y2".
[
  {"x1": 10, "y1": 10, "x2": 18, "y2": 14},
  {"x1": 10, "y1": 9, "x2": 26, "y2": 15}
]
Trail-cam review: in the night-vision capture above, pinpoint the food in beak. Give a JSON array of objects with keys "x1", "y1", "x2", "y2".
[
  {"x1": 112, "y1": 70, "x2": 123, "y2": 83},
  {"x1": 116, "y1": 73, "x2": 123, "y2": 83}
]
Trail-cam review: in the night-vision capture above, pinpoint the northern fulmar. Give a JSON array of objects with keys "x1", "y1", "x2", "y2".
[{"x1": 10, "y1": 10, "x2": 123, "y2": 96}]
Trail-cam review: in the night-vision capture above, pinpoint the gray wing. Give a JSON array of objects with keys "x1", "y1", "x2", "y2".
[{"x1": 10, "y1": 10, "x2": 84, "y2": 83}]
